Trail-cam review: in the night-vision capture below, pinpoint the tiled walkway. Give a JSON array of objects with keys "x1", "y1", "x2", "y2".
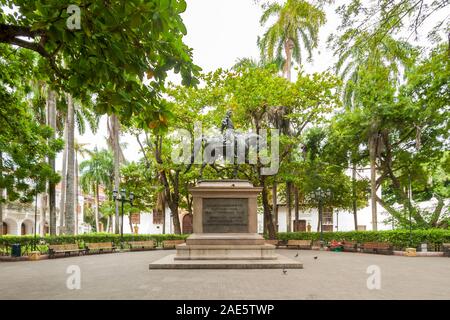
[{"x1": 1, "y1": 249, "x2": 449, "y2": 299}]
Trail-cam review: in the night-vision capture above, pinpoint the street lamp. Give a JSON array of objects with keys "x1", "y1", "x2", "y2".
[
  {"x1": 113, "y1": 189, "x2": 134, "y2": 248},
  {"x1": 310, "y1": 187, "x2": 332, "y2": 250}
]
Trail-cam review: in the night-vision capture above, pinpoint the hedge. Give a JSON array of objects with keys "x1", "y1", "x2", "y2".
[
  {"x1": 0, "y1": 233, "x2": 189, "y2": 254},
  {"x1": 2, "y1": 230, "x2": 450, "y2": 255},
  {"x1": 275, "y1": 229, "x2": 450, "y2": 250}
]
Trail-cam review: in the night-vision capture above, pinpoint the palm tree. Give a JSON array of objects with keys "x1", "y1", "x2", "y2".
[
  {"x1": 59, "y1": 96, "x2": 99, "y2": 234},
  {"x1": 258, "y1": 0, "x2": 326, "y2": 81},
  {"x1": 79, "y1": 148, "x2": 113, "y2": 232},
  {"x1": 107, "y1": 115, "x2": 125, "y2": 234},
  {"x1": 64, "y1": 94, "x2": 76, "y2": 234},
  {"x1": 259, "y1": 0, "x2": 326, "y2": 232},
  {"x1": 46, "y1": 89, "x2": 57, "y2": 235},
  {"x1": 334, "y1": 32, "x2": 417, "y2": 231},
  {"x1": 74, "y1": 141, "x2": 91, "y2": 235}
]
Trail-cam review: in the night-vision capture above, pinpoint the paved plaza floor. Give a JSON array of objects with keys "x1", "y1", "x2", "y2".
[{"x1": 1, "y1": 249, "x2": 449, "y2": 299}]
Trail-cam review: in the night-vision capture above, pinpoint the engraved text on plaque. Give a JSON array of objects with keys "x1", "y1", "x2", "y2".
[{"x1": 202, "y1": 198, "x2": 248, "y2": 233}]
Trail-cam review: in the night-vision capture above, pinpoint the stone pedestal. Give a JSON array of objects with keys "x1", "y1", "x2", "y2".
[
  {"x1": 175, "y1": 180, "x2": 276, "y2": 260},
  {"x1": 149, "y1": 180, "x2": 302, "y2": 269}
]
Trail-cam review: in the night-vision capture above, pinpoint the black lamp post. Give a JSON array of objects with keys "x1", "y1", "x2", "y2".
[
  {"x1": 310, "y1": 187, "x2": 332, "y2": 250},
  {"x1": 113, "y1": 188, "x2": 134, "y2": 248}
]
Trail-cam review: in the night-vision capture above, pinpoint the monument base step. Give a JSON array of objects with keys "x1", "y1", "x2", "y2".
[
  {"x1": 186, "y1": 233, "x2": 266, "y2": 245},
  {"x1": 149, "y1": 254, "x2": 303, "y2": 269},
  {"x1": 175, "y1": 243, "x2": 276, "y2": 260}
]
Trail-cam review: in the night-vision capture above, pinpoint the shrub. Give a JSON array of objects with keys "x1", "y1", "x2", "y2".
[
  {"x1": 274, "y1": 229, "x2": 450, "y2": 249},
  {"x1": 0, "y1": 233, "x2": 189, "y2": 254}
]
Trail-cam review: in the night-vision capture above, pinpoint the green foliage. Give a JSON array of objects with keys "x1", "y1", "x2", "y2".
[
  {"x1": 0, "y1": 0, "x2": 201, "y2": 126},
  {"x1": 0, "y1": 233, "x2": 189, "y2": 253},
  {"x1": 276, "y1": 229, "x2": 450, "y2": 249},
  {"x1": 0, "y1": 45, "x2": 63, "y2": 202},
  {"x1": 258, "y1": 0, "x2": 326, "y2": 65},
  {"x1": 79, "y1": 148, "x2": 114, "y2": 195}
]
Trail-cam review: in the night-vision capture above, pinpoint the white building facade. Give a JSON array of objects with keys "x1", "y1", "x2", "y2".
[{"x1": 1, "y1": 185, "x2": 87, "y2": 236}]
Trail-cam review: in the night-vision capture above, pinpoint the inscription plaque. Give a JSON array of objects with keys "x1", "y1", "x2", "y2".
[{"x1": 203, "y1": 198, "x2": 248, "y2": 233}]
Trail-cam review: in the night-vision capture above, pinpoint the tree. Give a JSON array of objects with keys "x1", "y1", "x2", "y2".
[
  {"x1": 63, "y1": 94, "x2": 75, "y2": 234},
  {"x1": 107, "y1": 115, "x2": 124, "y2": 234},
  {"x1": 258, "y1": 0, "x2": 327, "y2": 232},
  {"x1": 0, "y1": 0, "x2": 200, "y2": 125},
  {"x1": 0, "y1": 46, "x2": 63, "y2": 233},
  {"x1": 333, "y1": 0, "x2": 449, "y2": 51},
  {"x1": 258, "y1": 0, "x2": 326, "y2": 81},
  {"x1": 331, "y1": 29, "x2": 417, "y2": 230},
  {"x1": 73, "y1": 140, "x2": 90, "y2": 235},
  {"x1": 188, "y1": 66, "x2": 339, "y2": 238},
  {"x1": 327, "y1": 43, "x2": 449, "y2": 229},
  {"x1": 79, "y1": 148, "x2": 113, "y2": 232},
  {"x1": 59, "y1": 97, "x2": 98, "y2": 232}
]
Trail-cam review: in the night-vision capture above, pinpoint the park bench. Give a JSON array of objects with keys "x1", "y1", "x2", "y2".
[
  {"x1": 48, "y1": 244, "x2": 85, "y2": 258},
  {"x1": 361, "y1": 242, "x2": 393, "y2": 255},
  {"x1": 342, "y1": 241, "x2": 358, "y2": 252},
  {"x1": 265, "y1": 240, "x2": 280, "y2": 247},
  {"x1": 128, "y1": 240, "x2": 156, "y2": 251},
  {"x1": 286, "y1": 240, "x2": 312, "y2": 250},
  {"x1": 443, "y1": 243, "x2": 450, "y2": 257},
  {"x1": 85, "y1": 242, "x2": 115, "y2": 254},
  {"x1": 162, "y1": 240, "x2": 185, "y2": 249}
]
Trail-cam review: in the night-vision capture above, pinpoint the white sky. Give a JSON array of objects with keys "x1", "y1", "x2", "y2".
[{"x1": 66, "y1": 0, "x2": 441, "y2": 169}]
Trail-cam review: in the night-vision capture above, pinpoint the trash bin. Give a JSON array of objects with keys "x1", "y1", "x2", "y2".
[{"x1": 11, "y1": 244, "x2": 21, "y2": 257}]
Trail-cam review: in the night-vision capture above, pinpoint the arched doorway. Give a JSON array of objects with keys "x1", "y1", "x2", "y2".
[
  {"x1": 2, "y1": 222, "x2": 7, "y2": 235},
  {"x1": 182, "y1": 214, "x2": 193, "y2": 234},
  {"x1": 20, "y1": 220, "x2": 33, "y2": 235},
  {"x1": 2, "y1": 218, "x2": 18, "y2": 235}
]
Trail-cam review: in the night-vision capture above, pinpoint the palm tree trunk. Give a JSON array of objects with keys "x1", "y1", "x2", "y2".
[
  {"x1": 352, "y1": 161, "x2": 358, "y2": 230},
  {"x1": 95, "y1": 183, "x2": 100, "y2": 232},
  {"x1": 59, "y1": 125, "x2": 68, "y2": 229},
  {"x1": 46, "y1": 90, "x2": 57, "y2": 235},
  {"x1": 111, "y1": 115, "x2": 121, "y2": 234},
  {"x1": 284, "y1": 39, "x2": 294, "y2": 82},
  {"x1": 74, "y1": 152, "x2": 79, "y2": 235},
  {"x1": 64, "y1": 94, "x2": 75, "y2": 234},
  {"x1": 40, "y1": 193, "x2": 47, "y2": 236}
]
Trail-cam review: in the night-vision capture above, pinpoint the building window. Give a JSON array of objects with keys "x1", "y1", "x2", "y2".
[
  {"x1": 153, "y1": 208, "x2": 164, "y2": 224},
  {"x1": 322, "y1": 207, "x2": 333, "y2": 226}
]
